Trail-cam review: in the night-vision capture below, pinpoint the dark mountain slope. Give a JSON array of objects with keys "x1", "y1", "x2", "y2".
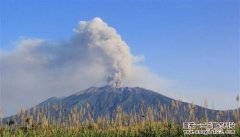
[{"x1": 3, "y1": 86, "x2": 239, "y2": 124}]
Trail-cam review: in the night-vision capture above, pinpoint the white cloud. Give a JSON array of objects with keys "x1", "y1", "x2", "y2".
[
  {"x1": 0, "y1": 17, "x2": 171, "y2": 116},
  {"x1": 0, "y1": 17, "x2": 237, "y2": 117}
]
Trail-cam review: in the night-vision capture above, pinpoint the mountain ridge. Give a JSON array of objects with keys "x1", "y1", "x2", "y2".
[{"x1": 3, "y1": 85, "x2": 239, "y2": 124}]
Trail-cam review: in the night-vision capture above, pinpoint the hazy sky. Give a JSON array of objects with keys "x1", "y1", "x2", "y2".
[{"x1": 0, "y1": 0, "x2": 239, "y2": 116}]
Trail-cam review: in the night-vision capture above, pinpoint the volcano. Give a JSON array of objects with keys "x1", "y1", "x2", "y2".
[{"x1": 3, "y1": 86, "x2": 239, "y2": 123}]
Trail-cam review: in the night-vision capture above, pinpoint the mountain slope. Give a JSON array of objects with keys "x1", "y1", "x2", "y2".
[{"x1": 3, "y1": 86, "x2": 239, "y2": 123}]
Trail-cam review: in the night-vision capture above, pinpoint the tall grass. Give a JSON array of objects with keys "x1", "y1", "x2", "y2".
[{"x1": 0, "y1": 99, "x2": 239, "y2": 137}]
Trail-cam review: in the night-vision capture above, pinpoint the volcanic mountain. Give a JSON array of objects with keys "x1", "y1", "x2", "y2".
[{"x1": 3, "y1": 86, "x2": 239, "y2": 123}]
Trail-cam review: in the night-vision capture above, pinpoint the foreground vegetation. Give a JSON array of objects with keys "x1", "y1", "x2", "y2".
[
  {"x1": 0, "y1": 120, "x2": 239, "y2": 137},
  {"x1": 0, "y1": 109, "x2": 239, "y2": 137},
  {"x1": 0, "y1": 98, "x2": 239, "y2": 137}
]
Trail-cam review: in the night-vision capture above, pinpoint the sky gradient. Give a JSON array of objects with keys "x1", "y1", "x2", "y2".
[{"x1": 0, "y1": 0, "x2": 239, "y2": 116}]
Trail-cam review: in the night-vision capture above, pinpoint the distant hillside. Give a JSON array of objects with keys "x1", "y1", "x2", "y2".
[{"x1": 3, "y1": 86, "x2": 239, "y2": 124}]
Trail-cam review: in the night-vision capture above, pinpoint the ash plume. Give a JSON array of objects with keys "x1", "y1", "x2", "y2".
[
  {"x1": 0, "y1": 17, "x2": 168, "y2": 116},
  {"x1": 74, "y1": 18, "x2": 133, "y2": 87}
]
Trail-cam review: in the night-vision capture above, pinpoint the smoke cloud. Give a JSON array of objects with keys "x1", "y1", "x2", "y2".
[
  {"x1": 74, "y1": 18, "x2": 133, "y2": 87},
  {"x1": 0, "y1": 18, "x2": 170, "y2": 116}
]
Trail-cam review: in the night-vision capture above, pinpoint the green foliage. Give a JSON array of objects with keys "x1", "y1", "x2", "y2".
[{"x1": 0, "y1": 121, "x2": 239, "y2": 137}]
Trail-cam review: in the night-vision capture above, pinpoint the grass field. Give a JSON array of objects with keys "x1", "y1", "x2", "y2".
[
  {"x1": 0, "y1": 104, "x2": 239, "y2": 137},
  {"x1": 0, "y1": 121, "x2": 239, "y2": 137}
]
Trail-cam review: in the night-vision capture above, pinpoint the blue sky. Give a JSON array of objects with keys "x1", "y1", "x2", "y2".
[{"x1": 0, "y1": 0, "x2": 239, "y2": 113}]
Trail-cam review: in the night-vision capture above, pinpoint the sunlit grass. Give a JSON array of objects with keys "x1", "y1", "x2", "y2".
[{"x1": 0, "y1": 99, "x2": 239, "y2": 137}]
